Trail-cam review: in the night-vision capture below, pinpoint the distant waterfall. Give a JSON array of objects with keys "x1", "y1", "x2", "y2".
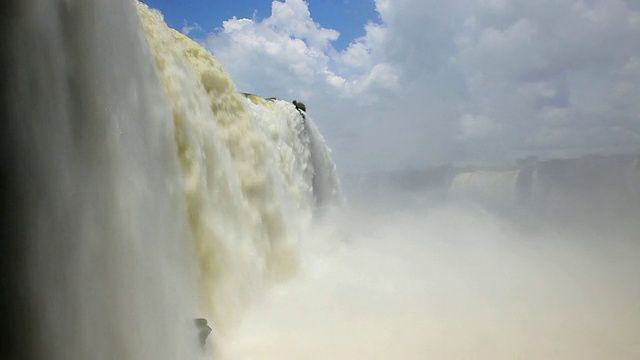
[
  {"x1": 0, "y1": 1, "x2": 342, "y2": 359},
  {"x1": 528, "y1": 155, "x2": 640, "y2": 219},
  {"x1": 448, "y1": 156, "x2": 640, "y2": 219},
  {"x1": 450, "y1": 170, "x2": 520, "y2": 208}
]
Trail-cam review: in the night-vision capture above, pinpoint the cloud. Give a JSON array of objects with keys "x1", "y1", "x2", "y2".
[
  {"x1": 204, "y1": 0, "x2": 345, "y2": 101},
  {"x1": 202, "y1": 0, "x2": 640, "y2": 172},
  {"x1": 263, "y1": 0, "x2": 339, "y2": 50},
  {"x1": 181, "y1": 21, "x2": 203, "y2": 36}
]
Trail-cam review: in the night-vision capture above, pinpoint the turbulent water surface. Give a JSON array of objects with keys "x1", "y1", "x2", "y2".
[{"x1": 1, "y1": 1, "x2": 639, "y2": 359}]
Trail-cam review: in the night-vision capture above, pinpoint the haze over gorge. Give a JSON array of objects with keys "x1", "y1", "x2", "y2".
[{"x1": 1, "y1": 1, "x2": 639, "y2": 360}]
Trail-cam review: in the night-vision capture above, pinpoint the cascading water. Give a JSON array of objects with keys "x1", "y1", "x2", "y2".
[
  {"x1": 449, "y1": 170, "x2": 520, "y2": 209},
  {"x1": 1, "y1": 1, "x2": 199, "y2": 358},
  {"x1": 242, "y1": 95, "x2": 344, "y2": 208},
  {"x1": 447, "y1": 155, "x2": 640, "y2": 219},
  {"x1": 4, "y1": 1, "x2": 640, "y2": 359},
  {"x1": 1, "y1": 1, "x2": 342, "y2": 359}
]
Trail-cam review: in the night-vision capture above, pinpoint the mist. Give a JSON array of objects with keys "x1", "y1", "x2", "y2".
[
  {"x1": 2, "y1": 1, "x2": 638, "y2": 359},
  {"x1": 221, "y1": 159, "x2": 640, "y2": 360}
]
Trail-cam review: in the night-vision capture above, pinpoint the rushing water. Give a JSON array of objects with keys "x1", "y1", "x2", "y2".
[
  {"x1": 1, "y1": 1, "x2": 340, "y2": 359},
  {"x1": 2, "y1": 1, "x2": 639, "y2": 360}
]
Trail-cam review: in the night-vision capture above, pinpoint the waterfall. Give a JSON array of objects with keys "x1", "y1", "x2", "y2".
[
  {"x1": 0, "y1": 1, "x2": 342, "y2": 359},
  {"x1": 528, "y1": 155, "x2": 640, "y2": 221},
  {"x1": 450, "y1": 170, "x2": 520, "y2": 208},
  {"x1": 447, "y1": 156, "x2": 640, "y2": 222},
  {"x1": 242, "y1": 95, "x2": 344, "y2": 208}
]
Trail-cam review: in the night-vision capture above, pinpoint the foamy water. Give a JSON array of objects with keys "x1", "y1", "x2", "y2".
[
  {"x1": 2, "y1": 1, "x2": 340, "y2": 358},
  {"x1": 2, "y1": 1, "x2": 638, "y2": 359}
]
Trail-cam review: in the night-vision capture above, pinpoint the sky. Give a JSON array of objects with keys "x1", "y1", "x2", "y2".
[{"x1": 140, "y1": 0, "x2": 640, "y2": 173}]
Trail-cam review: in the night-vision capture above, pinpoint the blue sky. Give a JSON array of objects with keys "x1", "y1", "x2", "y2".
[
  {"x1": 139, "y1": 0, "x2": 640, "y2": 172},
  {"x1": 140, "y1": 0, "x2": 378, "y2": 50}
]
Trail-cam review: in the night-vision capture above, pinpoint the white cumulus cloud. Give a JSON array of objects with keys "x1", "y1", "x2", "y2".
[{"x1": 200, "y1": 0, "x2": 640, "y2": 172}]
